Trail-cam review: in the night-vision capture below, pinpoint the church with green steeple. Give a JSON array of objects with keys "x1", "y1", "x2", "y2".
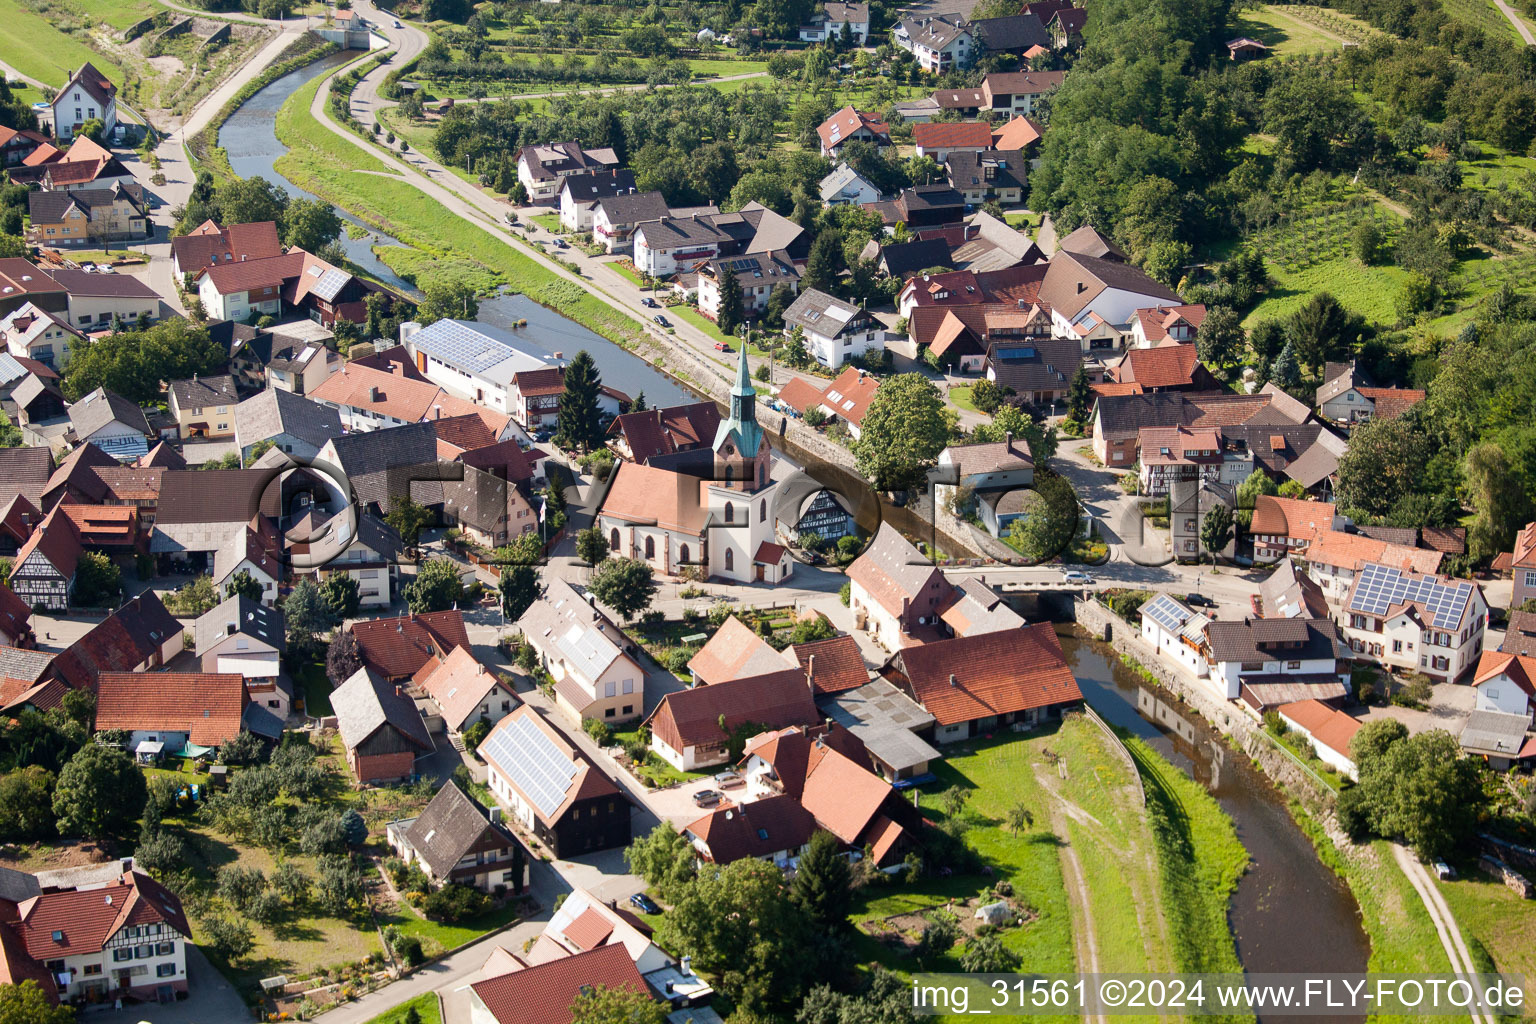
[{"x1": 712, "y1": 344, "x2": 770, "y2": 493}]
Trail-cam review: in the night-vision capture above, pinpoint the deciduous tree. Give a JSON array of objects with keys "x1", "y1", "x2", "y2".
[
  {"x1": 588, "y1": 557, "x2": 657, "y2": 622},
  {"x1": 405, "y1": 558, "x2": 465, "y2": 614},
  {"x1": 225, "y1": 569, "x2": 264, "y2": 602},
  {"x1": 576, "y1": 526, "x2": 610, "y2": 566},
  {"x1": 852, "y1": 373, "x2": 949, "y2": 492},
  {"x1": 52, "y1": 744, "x2": 146, "y2": 840},
  {"x1": 320, "y1": 573, "x2": 361, "y2": 621},
  {"x1": 624, "y1": 822, "x2": 697, "y2": 900}
]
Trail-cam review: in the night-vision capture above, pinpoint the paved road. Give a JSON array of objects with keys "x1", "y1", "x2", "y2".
[
  {"x1": 1052, "y1": 441, "x2": 1171, "y2": 566},
  {"x1": 1391, "y1": 844, "x2": 1494, "y2": 1024}
]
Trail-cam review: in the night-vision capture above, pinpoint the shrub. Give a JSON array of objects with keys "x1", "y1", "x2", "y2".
[
  {"x1": 420, "y1": 882, "x2": 491, "y2": 922},
  {"x1": 666, "y1": 648, "x2": 694, "y2": 674},
  {"x1": 839, "y1": 581, "x2": 851, "y2": 606},
  {"x1": 583, "y1": 718, "x2": 613, "y2": 745}
]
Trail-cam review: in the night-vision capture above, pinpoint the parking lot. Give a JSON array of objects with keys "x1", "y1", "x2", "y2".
[{"x1": 643, "y1": 772, "x2": 744, "y2": 828}]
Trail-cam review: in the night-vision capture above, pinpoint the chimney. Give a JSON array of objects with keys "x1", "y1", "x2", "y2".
[
  {"x1": 949, "y1": 673, "x2": 958, "y2": 687},
  {"x1": 681, "y1": 956, "x2": 692, "y2": 975},
  {"x1": 369, "y1": 385, "x2": 382, "y2": 402},
  {"x1": 1077, "y1": 282, "x2": 1086, "y2": 293},
  {"x1": 392, "y1": 362, "x2": 404, "y2": 376},
  {"x1": 806, "y1": 654, "x2": 815, "y2": 693},
  {"x1": 433, "y1": 404, "x2": 441, "y2": 419}
]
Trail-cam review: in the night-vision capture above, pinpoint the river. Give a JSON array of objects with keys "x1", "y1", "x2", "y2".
[
  {"x1": 217, "y1": 56, "x2": 694, "y2": 406},
  {"x1": 1061, "y1": 634, "x2": 1370, "y2": 1022}
]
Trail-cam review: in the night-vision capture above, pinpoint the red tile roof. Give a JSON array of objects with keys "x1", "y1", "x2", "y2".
[
  {"x1": 353, "y1": 610, "x2": 470, "y2": 679},
  {"x1": 12, "y1": 505, "x2": 82, "y2": 584},
  {"x1": 1474, "y1": 651, "x2": 1536, "y2": 698},
  {"x1": 683, "y1": 793, "x2": 817, "y2": 864},
  {"x1": 788, "y1": 634, "x2": 870, "y2": 694},
  {"x1": 51, "y1": 591, "x2": 183, "y2": 691},
  {"x1": 1133, "y1": 304, "x2": 1207, "y2": 342},
  {"x1": 687, "y1": 616, "x2": 795, "y2": 685},
  {"x1": 889, "y1": 622, "x2": 1081, "y2": 726},
  {"x1": 607, "y1": 402, "x2": 722, "y2": 464},
  {"x1": 1111, "y1": 343, "x2": 1203, "y2": 389},
  {"x1": 199, "y1": 250, "x2": 305, "y2": 295},
  {"x1": 798, "y1": 743, "x2": 892, "y2": 846},
  {"x1": 1305, "y1": 529, "x2": 1443, "y2": 575},
  {"x1": 817, "y1": 106, "x2": 890, "y2": 152},
  {"x1": 819, "y1": 366, "x2": 880, "y2": 427},
  {"x1": 599, "y1": 462, "x2": 710, "y2": 535},
  {"x1": 647, "y1": 671, "x2": 818, "y2": 753},
  {"x1": 562, "y1": 906, "x2": 615, "y2": 951},
  {"x1": 1356, "y1": 386, "x2": 1426, "y2": 420},
  {"x1": 469, "y1": 943, "x2": 646, "y2": 1024},
  {"x1": 57, "y1": 503, "x2": 137, "y2": 545},
  {"x1": 415, "y1": 645, "x2": 509, "y2": 732},
  {"x1": 992, "y1": 115, "x2": 1043, "y2": 150},
  {"x1": 1250, "y1": 496, "x2": 1335, "y2": 543},
  {"x1": 1277, "y1": 699, "x2": 1361, "y2": 762},
  {"x1": 95, "y1": 672, "x2": 249, "y2": 746},
  {"x1": 1510, "y1": 521, "x2": 1536, "y2": 571},
  {"x1": 912, "y1": 121, "x2": 995, "y2": 150},
  {"x1": 15, "y1": 870, "x2": 188, "y2": 964},
  {"x1": 430, "y1": 413, "x2": 500, "y2": 453},
  {"x1": 0, "y1": 586, "x2": 31, "y2": 644},
  {"x1": 170, "y1": 220, "x2": 283, "y2": 276}
]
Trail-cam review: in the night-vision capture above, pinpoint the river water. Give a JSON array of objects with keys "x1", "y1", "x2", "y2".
[
  {"x1": 1061, "y1": 634, "x2": 1369, "y2": 1021},
  {"x1": 218, "y1": 56, "x2": 694, "y2": 405}
]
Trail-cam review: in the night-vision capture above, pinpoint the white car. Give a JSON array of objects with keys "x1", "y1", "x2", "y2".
[
  {"x1": 1062, "y1": 571, "x2": 1094, "y2": 584},
  {"x1": 392, "y1": 17, "x2": 401, "y2": 27}
]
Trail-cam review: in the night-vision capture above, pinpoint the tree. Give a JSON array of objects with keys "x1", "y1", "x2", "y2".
[
  {"x1": 659, "y1": 857, "x2": 827, "y2": 1013},
  {"x1": 201, "y1": 915, "x2": 256, "y2": 962},
  {"x1": 716, "y1": 265, "x2": 745, "y2": 335},
  {"x1": 499, "y1": 563, "x2": 540, "y2": 622},
  {"x1": 852, "y1": 374, "x2": 949, "y2": 492},
  {"x1": 802, "y1": 230, "x2": 844, "y2": 294},
  {"x1": 1463, "y1": 442, "x2": 1530, "y2": 561},
  {"x1": 1196, "y1": 306, "x2": 1243, "y2": 370},
  {"x1": 283, "y1": 578, "x2": 336, "y2": 656},
  {"x1": 385, "y1": 495, "x2": 434, "y2": 545},
  {"x1": 326, "y1": 628, "x2": 363, "y2": 686},
  {"x1": 417, "y1": 280, "x2": 479, "y2": 326},
  {"x1": 0, "y1": 766, "x2": 55, "y2": 842},
  {"x1": 284, "y1": 198, "x2": 343, "y2": 254},
  {"x1": 52, "y1": 744, "x2": 146, "y2": 840},
  {"x1": 556, "y1": 350, "x2": 606, "y2": 452},
  {"x1": 1199, "y1": 502, "x2": 1234, "y2": 561},
  {"x1": 62, "y1": 319, "x2": 225, "y2": 404},
  {"x1": 1288, "y1": 293, "x2": 1361, "y2": 374},
  {"x1": 576, "y1": 526, "x2": 610, "y2": 565},
  {"x1": 1271, "y1": 340, "x2": 1301, "y2": 391},
  {"x1": 406, "y1": 558, "x2": 465, "y2": 614},
  {"x1": 1065, "y1": 365, "x2": 1093, "y2": 423},
  {"x1": 225, "y1": 569, "x2": 264, "y2": 602},
  {"x1": 1352, "y1": 220, "x2": 1385, "y2": 265},
  {"x1": 77, "y1": 118, "x2": 105, "y2": 144},
  {"x1": 800, "y1": 969, "x2": 918, "y2": 1024},
  {"x1": 217, "y1": 175, "x2": 290, "y2": 229},
  {"x1": 570, "y1": 986, "x2": 668, "y2": 1024},
  {"x1": 320, "y1": 572, "x2": 361, "y2": 621},
  {"x1": 791, "y1": 830, "x2": 851, "y2": 928},
  {"x1": 764, "y1": 283, "x2": 796, "y2": 329},
  {"x1": 1345, "y1": 723, "x2": 1485, "y2": 860},
  {"x1": 969, "y1": 378, "x2": 1007, "y2": 415},
  {"x1": 315, "y1": 854, "x2": 366, "y2": 916},
  {"x1": 0, "y1": 980, "x2": 76, "y2": 1023},
  {"x1": 1005, "y1": 802, "x2": 1033, "y2": 835},
  {"x1": 588, "y1": 557, "x2": 657, "y2": 622},
  {"x1": 630, "y1": 391, "x2": 648, "y2": 413},
  {"x1": 1009, "y1": 474, "x2": 1078, "y2": 562},
  {"x1": 625, "y1": 822, "x2": 698, "y2": 898},
  {"x1": 1335, "y1": 415, "x2": 1431, "y2": 520},
  {"x1": 71, "y1": 551, "x2": 120, "y2": 607},
  {"x1": 960, "y1": 933, "x2": 1022, "y2": 973}
]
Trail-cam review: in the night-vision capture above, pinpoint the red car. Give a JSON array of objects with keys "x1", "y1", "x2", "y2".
[{"x1": 714, "y1": 342, "x2": 732, "y2": 352}]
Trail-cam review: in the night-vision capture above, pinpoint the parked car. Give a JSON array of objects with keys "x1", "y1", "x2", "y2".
[
  {"x1": 692, "y1": 788, "x2": 722, "y2": 808},
  {"x1": 641, "y1": 297, "x2": 659, "y2": 308},
  {"x1": 653, "y1": 315, "x2": 671, "y2": 328},
  {"x1": 716, "y1": 771, "x2": 745, "y2": 789},
  {"x1": 630, "y1": 893, "x2": 661, "y2": 914},
  {"x1": 714, "y1": 342, "x2": 731, "y2": 352},
  {"x1": 553, "y1": 238, "x2": 568, "y2": 248},
  {"x1": 392, "y1": 17, "x2": 402, "y2": 27},
  {"x1": 1062, "y1": 571, "x2": 1094, "y2": 584},
  {"x1": 1185, "y1": 592, "x2": 1217, "y2": 608}
]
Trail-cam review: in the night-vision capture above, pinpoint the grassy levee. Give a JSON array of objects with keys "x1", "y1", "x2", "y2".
[{"x1": 272, "y1": 68, "x2": 648, "y2": 347}]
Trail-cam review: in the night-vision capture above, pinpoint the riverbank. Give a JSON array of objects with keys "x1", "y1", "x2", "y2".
[{"x1": 271, "y1": 62, "x2": 652, "y2": 350}]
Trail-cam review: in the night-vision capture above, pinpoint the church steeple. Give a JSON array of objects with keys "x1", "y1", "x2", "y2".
[{"x1": 730, "y1": 343, "x2": 756, "y2": 428}]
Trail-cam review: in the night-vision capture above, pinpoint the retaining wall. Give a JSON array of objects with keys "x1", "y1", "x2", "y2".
[{"x1": 1072, "y1": 597, "x2": 1338, "y2": 817}]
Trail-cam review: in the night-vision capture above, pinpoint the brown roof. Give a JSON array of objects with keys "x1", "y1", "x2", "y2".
[
  {"x1": 1111, "y1": 344, "x2": 1207, "y2": 390},
  {"x1": 912, "y1": 121, "x2": 995, "y2": 150},
  {"x1": 798, "y1": 742, "x2": 895, "y2": 846},
  {"x1": 607, "y1": 402, "x2": 722, "y2": 464},
  {"x1": 889, "y1": 623, "x2": 1081, "y2": 726},
  {"x1": 1305, "y1": 529, "x2": 1443, "y2": 575},
  {"x1": 943, "y1": 437, "x2": 1034, "y2": 477},
  {"x1": 198, "y1": 250, "x2": 305, "y2": 295},
  {"x1": 13, "y1": 504, "x2": 82, "y2": 583},
  {"x1": 647, "y1": 671, "x2": 818, "y2": 753},
  {"x1": 403, "y1": 781, "x2": 518, "y2": 879},
  {"x1": 683, "y1": 793, "x2": 817, "y2": 864},
  {"x1": 430, "y1": 413, "x2": 499, "y2": 453},
  {"x1": 817, "y1": 106, "x2": 890, "y2": 151},
  {"x1": 788, "y1": 634, "x2": 870, "y2": 694},
  {"x1": 1205, "y1": 618, "x2": 1341, "y2": 665},
  {"x1": 51, "y1": 591, "x2": 181, "y2": 691},
  {"x1": 95, "y1": 672, "x2": 248, "y2": 746},
  {"x1": 598, "y1": 462, "x2": 709, "y2": 535},
  {"x1": 470, "y1": 943, "x2": 645, "y2": 1024},
  {"x1": 416, "y1": 645, "x2": 509, "y2": 732},
  {"x1": 1355, "y1": 387, "x2": 1425, "y2": 420},
  {"x1": 687, "y1": 616, "x2": 795, "y2": 685},
  {"x1": 0, "y1": 586, "x2": 32, "y2": 645},
  {"x1": 992, "y1": 116, "x2": 1044, "y2": 150},
  {"x1": 1039, "y1": 249, "x2": 1178, "y2": 320},
  {"x1": 846, "y1": 522, "x2": 949, "y2": 618},
  {"x1": 352, "y1": 610, "x2": 470, "y2": 679},
  {"x1": 170, "y1": 220, "x2": 283, "y2": 276},
  {"x1": 1250, "y1": 496, "x2": 1336, "y2": 542},
  {"x1": 14, "y1": 870, "x2": 187, "y2": 968},
  {"x1": 0, "y1": 448, "x2": 54, "y2": 510}
]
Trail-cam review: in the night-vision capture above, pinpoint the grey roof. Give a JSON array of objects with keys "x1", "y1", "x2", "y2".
[
  {"x1": 1204, "y1": 617, "x2": 1340, "y2": 665},
  {"x1": 323, "y1": 422, "x2": 441, "y2": 507},
  {"x1": 901, "y1": 14, "x2": 971, "y2": 48},
  {"x1": 407, "y1": 319, "x2": 558, "y2": 386},
  {"x1": 559, "y1": 169, "x2": 638, "y2": 204},
  {"x1": 440, "y1": 464, "x2": 523, "y2": 534},
  {"x1": 1056, "y1": 225, "x2": 1126, "y2": 261},
  {"x1": 593, "y1": 189, "x2": 670, "y2": 225},
  {"x1": 819, "y1": 163, "x2": 880, "y2": 203},
  {"x1": 1259, "y1": 558, "x2": 1328, "y2": 619},
  {"x1": 1285, "y1": 440, "x2": 1342, "y2": 489},
  {"x1": 1501, "y1": 609, "x2": 1536, "y2": 657},
  {"x1": 69, "y1": 388, "x2": 151, "y2": 440},
  {"x1": 44, "y1": 267, "x2": 160, "y2": 299},
  {"x1": 28, "y1": 183, "x2": 147, "y2": 223},
  {"x1": 1459, "y1": 709, "x2": 1532, "y2": 757},
  {"x1": 877, "y1": 238, "x2": 952, "y2": 277},
  {"x1": 234, "y1": 388, "x2": 343, "y2": 449},
  {"x1": 1257, "y1": 382, "x2": 1313, "y2": 425},
  {"x1": 194, "y1": 594, "x2": 287, "y2": 656},
  {"x1": 0, "y1": 866, "x2": 40, "y2": 905},
  {"x1": 782, "y1": 288, "x2": 874, "y2": 337},
  {"x1": 242, "y1": 702, "x2": 285, "y2": 739},
  {"x1": 1039, "y1": 249, "x2": 1180, "y2": 321},
  {"x1": 1090, "y1": 391, "x2": 1269, "y2": 439},
  {"x1": 403, "y1": 781, "x2": 516, "y2": 878},
  {"x1": 170, "y1": 374, "x2": 238, "y2": 414},
  {"x1": 1316, "y1": 360, "x2": 1365, "y2": 405},
  {"x1": 971, "y1": 13, "x2": 1051, "y2": 51},
  {"x1": 0, "y1": 646, "x2": 52, "y2": 685},
  {"x1": 332, "y1": 664, "x2": 432, "y2": 752},
  {"x1": 520, "y1": 577, "x2": 629, "y2": 684},
  {"x1": 517, "y1": 141, "x2": 619, "y2": 182},
  {"x1": 946, "y1": 150, "x2": 1026, "y2": 193},
  {"x1": 1170, "y1": 478, "x2": 1234, "y2": 515},
  {"x1": 819, "y1": 678, "x2": 940, "y2": 772},
  {"x1": 848, "y1": 522, "x2": 940, "y2": 607},
  {"x1": 985, "y1": 336, "x2": 1081, "y2": 393}
]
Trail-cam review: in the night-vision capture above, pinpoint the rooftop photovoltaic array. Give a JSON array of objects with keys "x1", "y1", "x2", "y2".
[
  {"x1": 1142, "y1": 593, "x2": 1194, "y2": 634},
  {"x1": 1349, "y1": 562, "x2": 1472, "y2": 629},
  {"x1": 481, "y1": 715, "x2": 579, "y2": 817}
]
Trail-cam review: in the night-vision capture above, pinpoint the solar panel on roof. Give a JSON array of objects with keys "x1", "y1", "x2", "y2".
[
  {"x1": 1143, "y1": 594, "x2": 1192, "y2": 634},
  {"x1": 1348, "y1": 563, "x2": 1472, "y2": 629},
  {"x1": 481, "y1": 715, "x2": 579, "y2": 818}
]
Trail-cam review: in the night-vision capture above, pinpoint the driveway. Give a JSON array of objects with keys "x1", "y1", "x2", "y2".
[
  {"x1": 645, "y1": 776, "x2": 739, "y2": 829},
  {"x1": 1352, "y1": 677, "x2": 1478, "y2": 737},
  {"x1": 82, "y1": 947, "x2": 249, "y2": 1024},
  {"x1": 1052, "y1": 442, "x2": 1170, "y2": 566}
]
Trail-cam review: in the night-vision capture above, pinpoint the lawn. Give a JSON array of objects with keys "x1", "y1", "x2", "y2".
[
  {"x1": 1438, "y1": 867, "x2": 1536, "y2": 1008},
  {"x1": 848, "y1": 717, "x2": 1188, "y2": 1024},
  {"x1": 1232, "y1": 4, "x2": 1350, "y2": 55},
  {"x1": 948, "y1": 385, "x2": 979, "y2": 413},
  {"x1": 53, "y1": 249, "x2": 150, "y2": 264},
  {"x1": 292, "y1": 656, "x2": 333, "y2": 717},
  {"x1": 55, "y1": 0, "x2": 163, "y2": 29},
  {"x1": 608, "y1": 260, "x2": 647, "y2": 287},
  {"x1": 1244, "y1": 255, "x2": 1415, "y2": 329},
  {"x1": 364, "y1": 993, "x2": 442, "y2": 1024},
  {"x1": 531, "y1": 212, "x2": 564, "y2": 234},
  {"x1": 274, "y1": 68, "x2": 650, "y2": 348},
  {"x1": 671, "y1": 303, "x2": 740, "y2": 347},
  {"x1": 381, "y1": 899, "x2": 523, "y2": 957},
  {"x1": 0, "y1": 0, "x2": 125, "y2": 87}
]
